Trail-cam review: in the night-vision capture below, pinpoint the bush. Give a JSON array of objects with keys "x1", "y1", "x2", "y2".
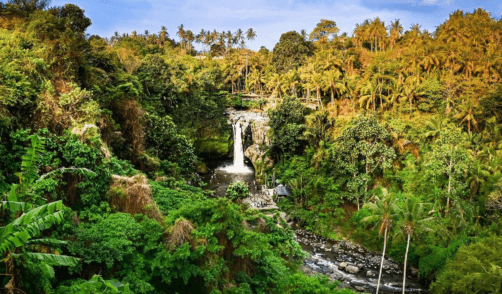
[
  {"x1": 226, "y1": 182, "x2": 250, "y2": 203},
  {"x1": 431, "y1": 235, "x2": 502, "y2": 294}
]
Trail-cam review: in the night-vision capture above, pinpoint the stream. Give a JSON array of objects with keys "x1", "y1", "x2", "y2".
[
  {"x1": 200, "y1": 110, "x2": 430, "y2": 294},
  {"x1": 294, "y1": 229, "x2": 429, "y2": 293}
]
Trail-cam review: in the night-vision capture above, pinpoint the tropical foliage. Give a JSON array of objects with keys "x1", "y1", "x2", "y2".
[{"x1": 1, "y1": 1, "x2": 502, "y2": 293}]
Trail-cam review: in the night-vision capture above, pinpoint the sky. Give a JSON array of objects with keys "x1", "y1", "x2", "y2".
[{"x1": 51, "y1": 0, "x2": 502, "y2": 50}]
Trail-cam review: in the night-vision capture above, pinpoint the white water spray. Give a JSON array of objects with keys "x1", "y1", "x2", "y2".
[
  {"x1": 217, "y1": 120, "x2": 253, "y2": 174},
  {"x1": 232, "y1": 121, "x2": 245, "y2": 170}
]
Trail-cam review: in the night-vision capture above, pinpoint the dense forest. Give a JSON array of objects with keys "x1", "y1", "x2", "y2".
[{"x1": 1, "y1": 0, "x2": 502, "y2": 293}]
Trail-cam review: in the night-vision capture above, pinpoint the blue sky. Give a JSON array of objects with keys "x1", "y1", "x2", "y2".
[{"x1": 52, "y1": 0, "x2": 502, "y2": 50}]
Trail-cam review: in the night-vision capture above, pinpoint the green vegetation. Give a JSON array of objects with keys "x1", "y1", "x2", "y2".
[
  {"x1": 226, "y1": 182, "x2": 250, "y2": 203},
  {"x1": 0, "y1": 1, "x2": 501, "y2": 293}
]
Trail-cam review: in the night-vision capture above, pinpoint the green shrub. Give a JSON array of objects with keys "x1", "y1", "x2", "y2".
[
  {"x1": 431, "y1": 235, "x2": 502, "y2": 294},
  {"x1": 226, "y1": 182, "x2": 250, "y2": 203}
]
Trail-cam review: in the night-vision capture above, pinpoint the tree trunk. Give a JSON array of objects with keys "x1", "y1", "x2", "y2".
[
  {"x1": 377, "y1": 227, "x2": 387, "y2": 294},
  {"x1": 402, "y1": 233, "x2": 411, "y2": 294},
  {"x1": 317, "y1": 87, "x2": 322, "y2": 109},
  {"x1": 331, "y1": 87, "x2": 334, "y2": 105},
  {"x1": 447, "y1": 163, "x2": 452, "y2": 214}
]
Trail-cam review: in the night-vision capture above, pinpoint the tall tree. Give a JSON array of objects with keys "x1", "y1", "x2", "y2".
[
  {"x1": 362, "y1": 189, "x2": 399, "y2": 294},
  {"x1": 395, "y1": 197, "x2": 434, "y2": 294}
]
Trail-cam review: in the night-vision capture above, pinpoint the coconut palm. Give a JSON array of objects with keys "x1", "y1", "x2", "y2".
[
  {"x1": 246, "y1": 28, "x2": 256, "y2": 43},
  {"x1": 185, "y1": 30, "x2": 195, "y2": 51},
  {"x1": 466, "y1": 160, "x2": 491, "y2": 199},
  {"x1": 281, "y1": 70, "x2": 300, "y2": 97},
  {"x1": 159, "y1": 26, "x2": 168, "y2": 46},
  {"x1": 388, "y1": 19, "x2": 403, "y2": 48},
  {"x1": 177, "y1": 24, "x2": 186, "y2": 49},
  {"x1": 248, "y1": 70, "x2": 264, "y2": 95},
  {"x1": 266, "y1": 73, "x2": 283, "y2": 100},
  {"x1": 395, "y1": 197, "x2": 434, "y2": 294},
  {"x1": 423, "y1": 117, "x2": 450, "y2": 140},
  {"x1": 359, "y1": 79, "x2": 379, "y2": 112},
  {"x1": 362, "y1": 188, "x2": 399, "y2": 294},
  {"x1": 322, "y1": 69, "x2": 342, "y2": 105},
  {"x1": 454, "y1": 97, "x2": 482, "y2": 134},
  {"x1": 402, "y1": 78, "x2": 425, "y2": 114}
]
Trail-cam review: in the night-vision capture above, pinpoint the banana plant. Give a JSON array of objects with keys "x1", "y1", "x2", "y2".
[{"x1": 1, "y1": 134, "x2": 82, "y2": 293}]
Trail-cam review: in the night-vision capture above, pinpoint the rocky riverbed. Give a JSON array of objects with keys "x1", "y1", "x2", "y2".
[{"x1": 295, "y1": 229, "x2": 429, "y2": 293}]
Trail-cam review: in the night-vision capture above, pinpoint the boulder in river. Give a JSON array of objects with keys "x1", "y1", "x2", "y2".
[
  {"x1": 338, "y1": 262, "x2": 348, "y2": 269},
  {"x1": 366, "y1": 270, "x2": 376, "y2": 277},
  {"x1": 345, "y1": 265, "x2": 360, "y2": 274}
]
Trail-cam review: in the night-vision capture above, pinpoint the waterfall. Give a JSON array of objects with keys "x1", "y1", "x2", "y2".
[
  {"x1": 217, "y1": 119, "x2": 253, "y2": 174},
  {"x1": 232, "y1": 121, "x2": 245, "y2": 170}
]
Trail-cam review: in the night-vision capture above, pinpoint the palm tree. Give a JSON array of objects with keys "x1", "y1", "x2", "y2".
[
  {"x1": 454, "y1": 97, "x2": 482, "y2": 134},
  {"x1": 266, "y1": 73, "x2": 283, "y2": 101},
  {"x1": 341, "y1": 74, "x2": 359, "y2": 113},
  {"x1": 388, "y1": 19, "x2": 403, "y2": 48},
  {"x1": 159, "y1": 26, "x2": 168, "y2": 46},
  {"x1": 402, "y1": 78, "x2": 425, "y2": 114},
  {"x1": 322, "y1": 69, "x2": 342, "y2": 105},
  {"x1": 177, "y1": 24, "x2": 186, "y2": 49},
  {"x1": 225, "y1": 30, "x2": 234, "y2": 55},
  {"x1": 395, "y1": 197, "x2": 434, "y2": 294},
  {"x1": 246, "y1": 28, "x2": 256, "y2": 43},
  {"x1": 248, "y1": 70, "x2": 264, "y2": 95},
  {"x1": 466, "y1": 160, "x2": 491, "y2": 199},
  {"x1": 196, "y1": 29, "x2": 205, "y2": 49},
  {"x1": 359, "y1": 79, "x2": 379, "y2": 112},
  {"x1": 423, "y1": 117, "x2": 450, "y2": 140},
  {"x1": 281, "y1": 70, "x2": 300, "y2": 97},
  {"x1": 185, "y1": 30, "x2": 195, "y2": 51},
  {"x1": 362, "y1": 188, "x2": 399, "y2": 294}
]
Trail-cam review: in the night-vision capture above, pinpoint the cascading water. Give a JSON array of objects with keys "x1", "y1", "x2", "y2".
[
  {"x1": 232, "y1": 121, "x2": 245, "y2": 170},
  {"x1": 201, "y1": 111, "x2": 260, "y2": 196},
  {"x1": 217, "y1": 119, "x2": 253, "y2": 174}
]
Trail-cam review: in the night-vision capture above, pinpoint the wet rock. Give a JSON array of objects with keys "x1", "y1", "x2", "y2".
[
  {"x1": 366, "y1": 270, "x2": 376, "y2": 277},
  {"x1": 354, "y1": 286, "x2": 366, "y2": 291},
  {"x1": 411, "y1": 267, "x2": 418, "y2": 276},
  {"x1": 339, "y1": 262, "x2": 348, "y2": 269},
  {"x1": 357, "y1": 263, "x2": 364, "y2": 268},
  {"x1": 345, "y1": 265, "x2": 360, "y2": 274}
]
